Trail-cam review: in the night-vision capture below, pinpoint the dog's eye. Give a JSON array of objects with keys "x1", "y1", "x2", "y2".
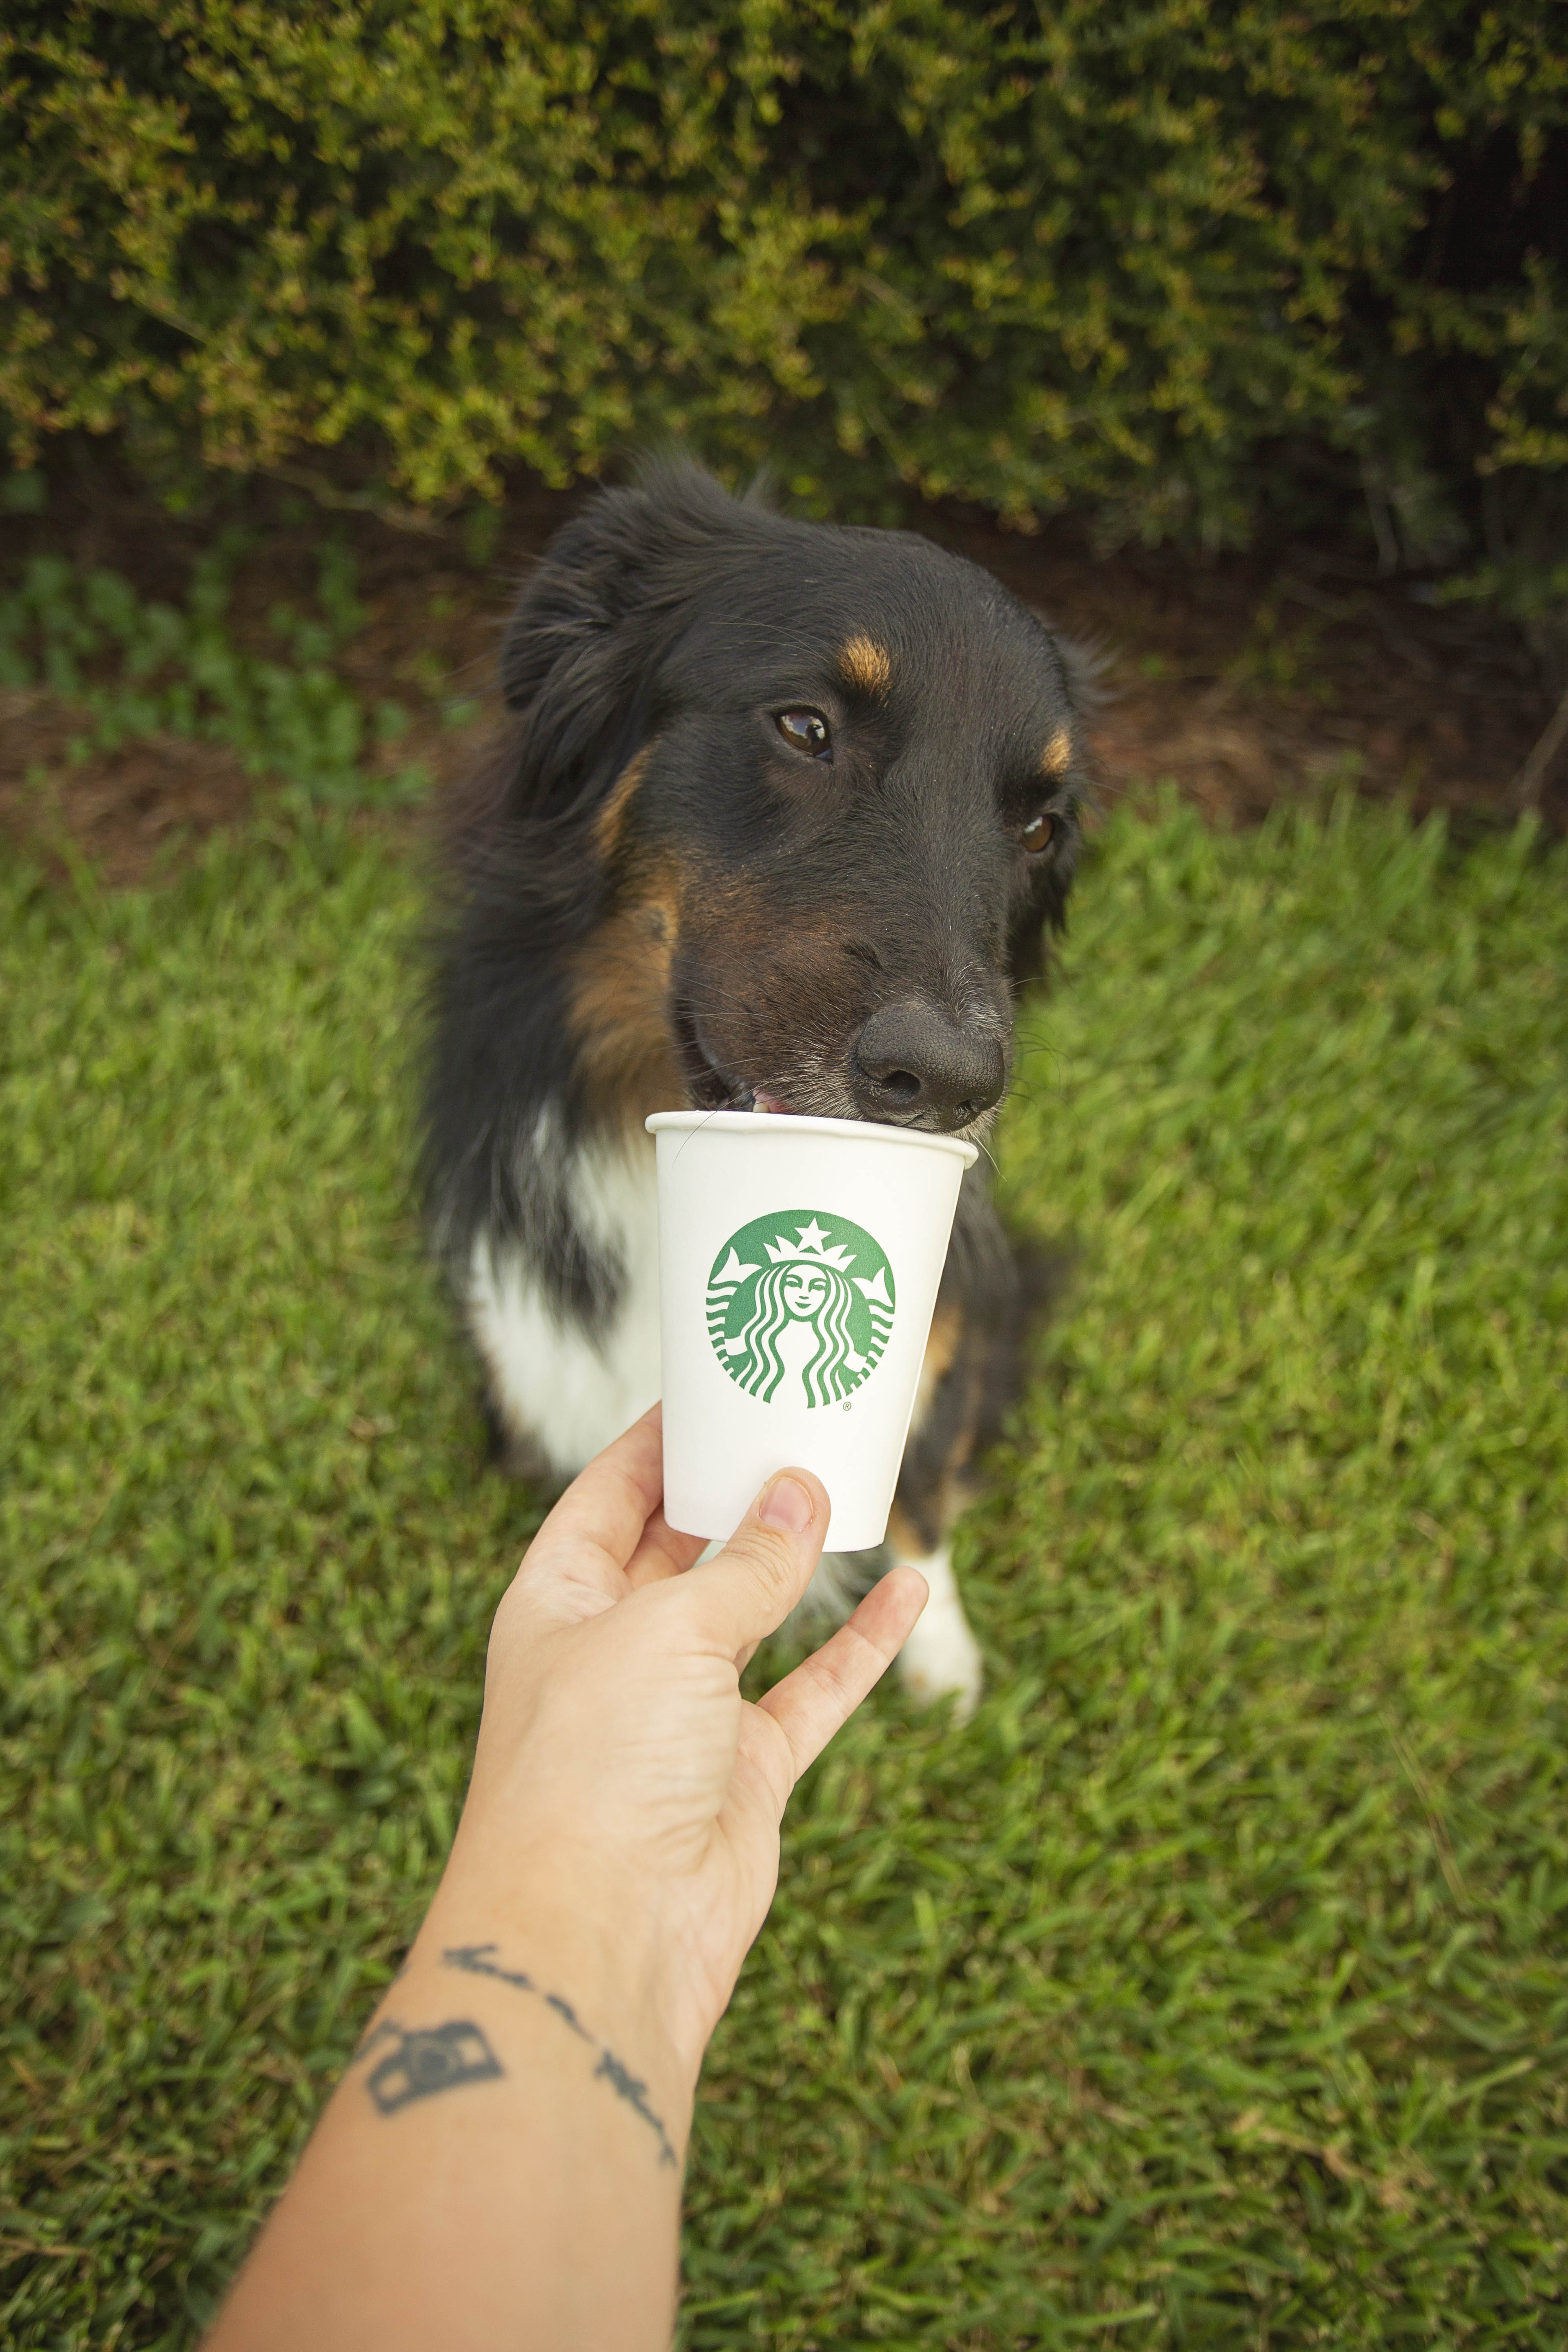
[
  {"x1": 776, "y1": 709, "x2": 832, "y2": 759},
  {"x1": 1019, "y1": 811, "x2": 1056, "y2": 854}
]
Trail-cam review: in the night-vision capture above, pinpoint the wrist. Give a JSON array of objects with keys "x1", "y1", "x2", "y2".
[{"x1": 415, "y1": 1837, "x2": 707, "y2": 2111}]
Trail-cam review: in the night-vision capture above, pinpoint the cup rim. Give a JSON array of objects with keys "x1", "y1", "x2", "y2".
[{"x1": 645, "y1": 1108, "x2": 978, "y2": 1167}]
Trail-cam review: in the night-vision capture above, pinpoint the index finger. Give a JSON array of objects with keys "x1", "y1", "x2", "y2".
[
  {"x1": 623, "y1": 1504, "x2": 708, "y2": 1589},
  {"x1": 522, "y1": 1405, "x2": 668, "y2": 1602}
]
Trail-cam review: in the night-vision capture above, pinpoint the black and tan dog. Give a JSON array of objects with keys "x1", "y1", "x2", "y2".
[{"x1": 425, "y1": 462, "x2": 1089, "y2": 1714}]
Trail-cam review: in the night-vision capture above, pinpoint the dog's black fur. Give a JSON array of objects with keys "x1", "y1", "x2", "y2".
[{"x1": 426, "y1": 462, "x2": 1089, "y2": 1633}]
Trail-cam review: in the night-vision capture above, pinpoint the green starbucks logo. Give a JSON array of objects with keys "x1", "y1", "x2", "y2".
[{"x1": 706, "y1": 1211, "x2": 896, "y2": 1408}]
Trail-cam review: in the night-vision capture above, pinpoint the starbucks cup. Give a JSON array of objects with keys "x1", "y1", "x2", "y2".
[{"x1": 645, "y1": 1110, "x2": 978, "y2": 1552}]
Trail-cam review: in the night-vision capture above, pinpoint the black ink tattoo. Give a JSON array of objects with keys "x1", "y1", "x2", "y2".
[
  {"x1": 439, "y1": 1944, "x2": 680, "y2": 2170},
  {"x1": 351, "y1": 2018, "x2": 504, "y2": 2114},
  {"x1": 352, "y1": 2017, "x2": 398, "y2": 2065},
  {"x1": 595, "y1": 2048, "x2": 679, "y2": 2170},
  {"x1": 445, "y1": 1943, "x2": 535, "y2": 1996},
  {"x1": 545, "y1": 1991, "x2": 591, "y2": 2041},
  {"x1": 444, "y1": 1947, "x2": 590, "y2": 2041}
]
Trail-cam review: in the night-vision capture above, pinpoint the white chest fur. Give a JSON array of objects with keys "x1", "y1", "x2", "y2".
[{"x1": 466, "y1": 1126, "x2": 663, "y2": 1478}]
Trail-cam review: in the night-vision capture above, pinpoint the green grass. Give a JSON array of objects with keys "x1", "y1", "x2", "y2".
[{"x1": 3, "y1": 797, "x2": 1566, "y2": 2348}]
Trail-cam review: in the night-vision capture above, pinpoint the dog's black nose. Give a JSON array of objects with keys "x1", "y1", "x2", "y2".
[{"x1": 851, "y1": 1001, "x2": 1006, "y2": 1129}]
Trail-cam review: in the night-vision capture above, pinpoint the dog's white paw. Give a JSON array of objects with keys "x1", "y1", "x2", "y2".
[{"x1": 893, "y1": 1546, "x2": 984, "y2": 1722}]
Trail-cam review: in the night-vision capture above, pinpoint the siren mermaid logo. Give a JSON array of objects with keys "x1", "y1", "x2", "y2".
[{"x1": 706, "y1": 1212, "x2": 896, "y2": 1408}]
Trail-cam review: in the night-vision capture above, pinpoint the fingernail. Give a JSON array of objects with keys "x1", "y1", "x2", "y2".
[{"x1": 758, "y1": 1473, "x2": 815, "y2": 1534}]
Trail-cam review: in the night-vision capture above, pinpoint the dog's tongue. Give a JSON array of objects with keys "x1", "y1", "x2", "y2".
[{"x1": 752, "y1": 1089, "x2": 793, "y2": 1115}]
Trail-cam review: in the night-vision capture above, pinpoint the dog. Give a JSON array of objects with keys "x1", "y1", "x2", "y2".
[{"x1": 424, "y1": 461, "x2": 1089, "y2": 1715}]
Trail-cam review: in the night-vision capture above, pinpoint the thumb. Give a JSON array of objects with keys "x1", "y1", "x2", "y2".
[{"x1": 679, "y1": 1470, "x2": 830, "y2": 1659}]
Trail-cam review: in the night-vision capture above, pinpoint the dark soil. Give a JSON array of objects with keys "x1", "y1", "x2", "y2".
[
  {"x1": 2, "y1": 468, "x2": 1559, "y2": 886},
  {"x1": 930, "y1": 508, "x2": 1558, "y2": 835}
]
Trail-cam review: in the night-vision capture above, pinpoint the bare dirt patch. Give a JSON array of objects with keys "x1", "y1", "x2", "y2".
[
  {"x1": 0, "y1": 692, "x2": 260, "y2": 885},
  {"x1": 2, "y1": 468, "x2": 1557, "y2": 886},
  {"x1": 936, "y1": 508, "x2": 1555, "y2": 830}
]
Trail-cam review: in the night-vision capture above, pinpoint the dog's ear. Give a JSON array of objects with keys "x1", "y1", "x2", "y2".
[
  {"x1": 499, "y1": 461, "x2": 751, "y2": 823},
  {"x1": 1009, "y1": 614, "x2": 1098, "y2": 990},
  {"x1": 1027, "y1": 612, "x2": 1107, "y2": 721}
]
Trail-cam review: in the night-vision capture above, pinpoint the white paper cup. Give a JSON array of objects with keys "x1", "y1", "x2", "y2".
[{"x1": 645, "y1": 1111, "x2": 978, "y2": 1552}]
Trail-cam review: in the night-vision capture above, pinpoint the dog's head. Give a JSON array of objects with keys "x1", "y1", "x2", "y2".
[{"x1": 493, "y1": 462, "x2": 1091, "y2": 1138}]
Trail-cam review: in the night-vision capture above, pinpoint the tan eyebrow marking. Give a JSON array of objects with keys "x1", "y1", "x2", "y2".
[
  {"x1": 838, "y1": 634, "x2": 893, "y2": 696},
  {"x1": 1041, "y1": 726, "x2": 1072, "y2": 776},
  {"x1": 594, "y1": 747, "x2": 650, "y2": 859}
]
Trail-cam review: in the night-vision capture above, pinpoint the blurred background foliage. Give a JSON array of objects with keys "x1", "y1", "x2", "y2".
[{"x1": 1, "y1": 0, "x2": 1564, "y2": 646}]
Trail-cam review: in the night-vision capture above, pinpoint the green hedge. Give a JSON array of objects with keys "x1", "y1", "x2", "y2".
[{"x1": 2, "y1": 2, "x2": 1564, "y2": 586}]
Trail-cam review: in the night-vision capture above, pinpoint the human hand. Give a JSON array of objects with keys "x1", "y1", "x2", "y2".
[
  {"x1": 417, "y1": 1405, "x2": 927, "y2": 2093},
  {"x1": 205, "y1": 1416, "x2": 924, "y2": 2352}
]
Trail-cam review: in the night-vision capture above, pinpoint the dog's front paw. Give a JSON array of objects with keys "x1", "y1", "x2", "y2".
[{"x1": 895, "y1": 1568, "x2": 984, "y2": 1722}]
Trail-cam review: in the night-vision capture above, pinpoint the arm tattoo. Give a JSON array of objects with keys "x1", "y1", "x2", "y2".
[
  {"x1": 545, "y1": 1991, "x2": 591, "y2": 2041},
  {"x1": 443, "y1": 1942, "x2": 679, "y2": 2169},
  {"x1": 594, "y1": 2049, "x2": 679, "y2": 2170},
  {"x1": 350, "y1": 2018, "x2": 504, "y2": 2114},
  {"x1": 441, "y1": 1944, "x2": 536, "y2": 1997}
]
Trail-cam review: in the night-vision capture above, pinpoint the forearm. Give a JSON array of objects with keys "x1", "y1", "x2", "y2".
[
  {"x1": 205, "y1": 1891, "x2": 694, "y2": 2352},
  {"x1": 202, "y1": 1425, "x2": 918, "y2": 2350}
]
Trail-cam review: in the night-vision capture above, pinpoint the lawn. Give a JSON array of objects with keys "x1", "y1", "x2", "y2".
[{"x1": 2, "y1": 796, "x2": 1566, "y2": 2348}]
